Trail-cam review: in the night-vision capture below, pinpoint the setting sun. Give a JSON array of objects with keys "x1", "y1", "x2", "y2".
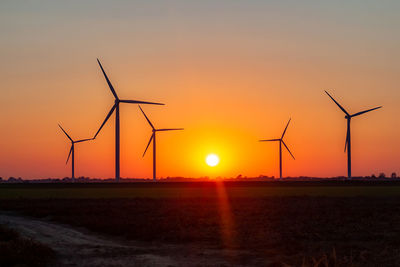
[{"x1": 206, "y1": 154, "x2": 220, "y2": 167}]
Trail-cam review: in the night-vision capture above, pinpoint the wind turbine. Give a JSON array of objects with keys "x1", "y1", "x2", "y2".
[
  {"x1": 139, "y1": 106, "x2": 183, "y2": 181},
  {"x1": 93, "y1": 59, "x2": 164, "y2": 181},
  {"x1": 325, "y1": 90, "x2": 382, "y2": 179},
  {"x1": 58, "y1": 124, "x2": 93, "y2": 181},
  {"x1": 259, "y1": 119, "x2": 295, "y2": 180}
]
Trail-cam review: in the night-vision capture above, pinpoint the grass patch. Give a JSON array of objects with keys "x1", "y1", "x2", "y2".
[{"x1": 0, "y1": 224, "x2": 55, "y2": 267}]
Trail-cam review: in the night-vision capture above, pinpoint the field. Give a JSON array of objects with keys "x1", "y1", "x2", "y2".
[
  {"x1": 1, "y1": 181, "x2": 400, "y2": 266},
  {"x1": 2, "y1": 181, "x2": 400, "y2": 199}
]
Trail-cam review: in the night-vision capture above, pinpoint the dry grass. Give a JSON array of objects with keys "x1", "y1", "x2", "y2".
[{"x1": 0, "y1": 224, "x2": 55, "y2": 267}]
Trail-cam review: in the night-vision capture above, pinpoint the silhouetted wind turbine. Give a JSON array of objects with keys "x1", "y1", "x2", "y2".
[
  {"x1": 325, "y1": 90, "x2": 382, "y2": 179},
  {"x1": 93, "y1": 59, "x2": 164, "y2": 182},
  {"x1": 139, "y1": 106, "x2": 183, "y2": 181},
  {"x1": 58, "y1": 124, "x2": 93, "y2": 181},
  {"x1": 259, "y1": 119, "x2": 295, "y2": 180}
]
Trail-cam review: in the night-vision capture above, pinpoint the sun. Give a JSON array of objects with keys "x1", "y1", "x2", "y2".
[{"x1": 206, "y1": 154, "x2": 220, "y2": 167}]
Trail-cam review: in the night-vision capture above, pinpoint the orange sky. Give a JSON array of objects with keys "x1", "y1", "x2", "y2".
[{"x1": 1, "y1": 1, "x2": 399, "y2": 179}]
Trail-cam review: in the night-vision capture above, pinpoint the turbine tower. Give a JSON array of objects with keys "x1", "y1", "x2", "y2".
[
  {"x1": 259, "y1": 119, "x2": 295, "y2": 180},
  {"x1": 93, "y1": 59, "x2": 164, "y2": 182},
  {"x1": 325, "y1": 91, "x2": 382, "y2": 179},
  {"x1": 139, "y1": 106, "x2": 183, "y2": 181},
  {"x1": 58, "y1": 124, "x2": 93, "y2": 181}
]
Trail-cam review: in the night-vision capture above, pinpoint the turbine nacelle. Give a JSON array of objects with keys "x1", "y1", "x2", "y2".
[
  {"x1": 259, "y1": 118, "x2": 295, "y2": 160},
  {"x1": 325, "y1": 90, "x2": 382, "y2": 119},
  {"x1": 93, "y1": 59, "x2": 165, "y2": 140}
]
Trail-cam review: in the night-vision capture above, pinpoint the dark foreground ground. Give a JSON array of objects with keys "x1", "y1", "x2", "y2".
[
  {"x1": 1, "y1": 181, "x2": 400, "y2": 266},
  {"x1": 0, "y1": 224, "x2": 55, "y2": 266}
]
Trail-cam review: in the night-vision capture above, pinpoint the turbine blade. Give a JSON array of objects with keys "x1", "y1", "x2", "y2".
[
  {"x1": 138, "y1": 106, "x2": 154, "y2": 129},
  {"x1": 58, "y1": 124, "x2": 73, "y2": 142},
  {"x1": 281, "y1": 118, "x2": 291, "y2": 139},
  {"x1": 120, "y1": 99, "x2": 164, "y2": 105},
  {"x1": 351, "y1": 106, "x2": 382, "y2": 117},
  {"x1": 66, "y1": 145, "x2": 73, "y2": 164},
  {"x1": 344, "y1": 125, "x2": 349, "y2": 152},
  {"x1": 93, "y1": 104, "x2": 116, "y2": 138},
  {"x1": 282, "y1": 140, "x2": 295, "y2": 160},
  {"x1": 97, "y1": 59, "x2": 119, "y2": 100},
  {"x1": 325, "y1": 90, "x2": 349, "y2": 116},
  {"x1": 259, "y1": 139, "x2": 280, "y2": 142},
  {"x1": 143, "y1": 134, "x2": 154, "y2": 157},
  {"x1": 157, "y1": 128, "x2": 184, "y2": 131},
  {"x1": 74, "y1": 138, "x2": 93, "y2": 143}
]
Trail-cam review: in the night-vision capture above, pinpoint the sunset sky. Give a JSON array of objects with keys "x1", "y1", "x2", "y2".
[{"x1": 1, "y1": 1, "x2": 399, "y2": 179}]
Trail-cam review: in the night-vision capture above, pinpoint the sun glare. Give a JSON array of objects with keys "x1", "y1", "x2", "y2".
[{"x1": 206, "y1": 154, "x2": 220, "y2": 167}]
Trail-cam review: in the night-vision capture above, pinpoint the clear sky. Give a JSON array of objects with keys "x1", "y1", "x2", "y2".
[{"x1": 1, "y1": 0, "x2": 399, "y2": 179}]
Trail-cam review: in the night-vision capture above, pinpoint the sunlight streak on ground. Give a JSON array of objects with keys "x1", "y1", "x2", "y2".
[{"x1": 215, "y1": 181, "x2": 236, "y2": 250}]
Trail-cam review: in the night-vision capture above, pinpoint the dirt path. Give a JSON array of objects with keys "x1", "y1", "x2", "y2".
[{"x1": 0, "y1": 213, "x2": 261, "y2": 266}]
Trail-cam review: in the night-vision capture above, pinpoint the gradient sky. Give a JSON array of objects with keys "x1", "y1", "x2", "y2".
[{"x1": 1, "y1": 0, "x2": 399, "y2": 179}]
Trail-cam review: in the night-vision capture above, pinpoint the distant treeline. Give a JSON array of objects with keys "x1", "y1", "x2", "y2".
[{"x1": 0, "y1": 173, "x2": 398, "y2": 183}]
